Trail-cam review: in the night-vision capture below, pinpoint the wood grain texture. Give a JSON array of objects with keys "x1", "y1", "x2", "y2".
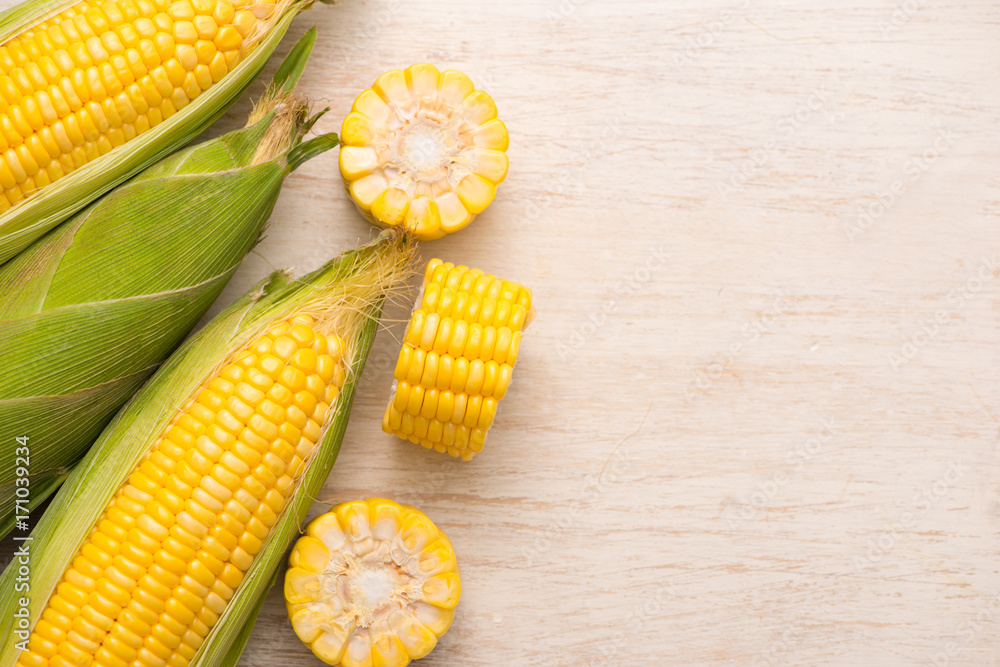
[{"x1": 2, "y1": 0, "x2": 1000, "y2": 665}]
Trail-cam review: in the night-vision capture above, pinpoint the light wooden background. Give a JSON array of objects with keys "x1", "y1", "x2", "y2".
[{"x1": 5, "y1": 0, "x2": 1000, "y2": 665}]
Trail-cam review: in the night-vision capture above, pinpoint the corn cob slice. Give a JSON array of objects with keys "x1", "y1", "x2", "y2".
[
  {"x1": 340, "y1": 64, "x2": 509, "y2": 241},
  {"x1": 383, "y1": 259, "x2": 533, "y2": 460},
  {"x1": 285, "y1": 498, "x2": 460, "y2": 667},
  {"x1": 0, "y1": 0, "x2": 321, "y2": 265},
  {"x1": 0, "y1": 232, "x2": 414, "y2": 667},
  {"x1": 0, "y1": 31, "x2": 335, "y2": 539}
]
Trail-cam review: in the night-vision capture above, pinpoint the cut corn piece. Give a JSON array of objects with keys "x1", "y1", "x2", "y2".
[
  {"x1": 383, "y1": 259, "x2": 533, "y2": 460},
  {"x1": 340, "y1": 64, "x2": 509, "y2": 241},
  {"x1": 285, "y1": 498, "x2": 459, "y2": 667}
]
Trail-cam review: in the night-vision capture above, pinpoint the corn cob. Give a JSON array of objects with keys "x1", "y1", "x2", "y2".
[
  {"x1": 0, "y1": 231, "x2": 414, "y2": 667},
  {"x1": 0, "y1": 0, "x2": 322, "y2": 265},
  {"x1": 340, "y1": 64, "x2": 509, "y2": 241},
  {"x1": 285, "y1": 498, "x2": 460, "y2": 667},
  {"x1": 383, "y1": 259, "x2": 533, "y2": 460},
  {"x1": 0, "y1": 31, "x2": 335, "y2": 539}
]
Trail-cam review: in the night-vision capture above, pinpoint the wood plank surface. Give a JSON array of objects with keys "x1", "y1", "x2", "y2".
[{"x1": 3, "y1": 0, "x2": 1000, "y2": 665}]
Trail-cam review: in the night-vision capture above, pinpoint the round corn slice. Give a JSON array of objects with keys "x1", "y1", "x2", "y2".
[
  {"x1": 383, "y1": 258, "x2": 533, "y2": 460},
  {"x1": 285, "y1": 498, "x2": 460, "y2": 667},
  {"x1": 340, "y1": 64, "x2": 509, "y2": 241}
]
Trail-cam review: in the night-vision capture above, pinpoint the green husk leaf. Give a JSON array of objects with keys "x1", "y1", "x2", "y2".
[
  {"x1": 0, "y1": 471, "x2": 65, "y2": 539},
  {"x1": 0, "y1": 216, "x2": 79, "y2": 319},
  {"x1": 43, "y1": 164, "x2": 282, "y2": 306},
  {"x1": 0, "y1": 0, "x2": 69, "y2": 44},
  {"x1": 301, "y1": 106, "x2": 330, "y2": 135},
  {"x1": 134, "y1": 113, "x2": 279, "y2": 181},
  {"x1": 272, "y1": 25, "x2": 317, "y2": 92},
  {"x1": 288, "y1": 133, "x2": 340, "y2": 172},
  {"x1": 0, "y1": 270, "x2": 234, "y2": 398},
  {"x1": 0, "y1": 365, "x2": 153, "y2": 536},
  {"x1": 0, "y1": 34, "x2": 338, "y2": 537},
  {"x1": 0, "y1": 233, "x2": 413, "y2": 663},
  {"x1": 0, "y1": 0, "x2": 314, "y2": 266}
]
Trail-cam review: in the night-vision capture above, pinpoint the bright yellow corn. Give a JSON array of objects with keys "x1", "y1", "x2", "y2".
[
  {"x1": 383, "y1": 259, "x2": 532, "y2": 460},
  {"x1": 16, "y1": 313, "x2": 345, "y2": 667},
  {"x1": 340, "y1": 64, "x2": 509, "y2": 241},
  {"x1": 0, "y1": 0, "x2": 279, "y2": 209},
  {"x1": 285, "y1": 498, "x2": 460, "y2": 667}
]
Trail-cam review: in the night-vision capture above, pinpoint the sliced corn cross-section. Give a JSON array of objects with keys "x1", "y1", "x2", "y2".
[
  {"x1": 340, "y1": 64, "x2": 509, "y2": 241},
  {"x1": 285, "y1": 498, "x2": 460, "y2": 667}
]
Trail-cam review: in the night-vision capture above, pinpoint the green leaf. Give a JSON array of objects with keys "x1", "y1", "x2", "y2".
[
  {"x1": 136, "y1": 115, "x2": 275, "y2": 182},
  {"x1": 0, "y1": 214, "x2": 84, "y2": 319},
  {"x1": 272, "y1": 27, "x2": 318, "y2": 93},
  {"x1": 0, "y1": 0, "x2": 74, "y2": 44},
  {"x1": 44, "y1": 166, "x2": 284, "y2": 306},
  {"x1": 211, "y1": 567, "x2": 281, "y2": 667},
  {"x1": 0, "y1": 365, "x2": 155, "y2": 533},
  {"x1": 0, "y1": 270, "x2": 234, "y2": 399},
  {"x1": 301, "y1": 107, "x2": 330, "y2": 135},
  {"x1": 287, "y1": 133, "x2": 340, "y2": 172},
  {"x1": 0, "y1": 470, "x2": 67, "y2": 539}
]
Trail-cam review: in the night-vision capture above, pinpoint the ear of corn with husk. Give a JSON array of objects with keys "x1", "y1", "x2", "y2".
[
  {"x1": 0, "y1": 0, "x2": 324, "y2": 266},
  {"x1": 0, "y1": 29, "x2": 336, "y2": 538},
  {"x1": 0, "y1": 230, "x2": 414, "y2": 666}
]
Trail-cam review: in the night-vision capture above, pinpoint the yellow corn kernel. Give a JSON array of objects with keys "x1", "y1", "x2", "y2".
[
  {"x1": 285, "y1": 499, "x2": 459, "y2": 667},
  {"x1": 17, "y1": 314, "x2": 346, "y2": 667},
  {"x1": 383, "y1": 260, "x2": 532, "y2": 459},
  {"x1": 340, "y1": 64, "x2": 508, "y2": 241},
  {"x1": 0, "y1": 0, "x2": 273, "y2": 206}
]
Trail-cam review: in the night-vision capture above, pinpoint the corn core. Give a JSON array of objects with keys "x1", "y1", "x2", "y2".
[
  {"x1": 17, "y1": 314, "x2": 345, "y2": 667},
  {"x1": 340, "y1": 64, "x2": 509, "y2": 241},
  {"x1": 285, "y1": 498, "x2": 460, "y2": 667}
]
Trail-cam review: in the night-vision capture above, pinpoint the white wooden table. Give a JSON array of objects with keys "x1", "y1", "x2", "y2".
[{"x1": 6, "y1": 0, "x2": 1000, "y2": 664}]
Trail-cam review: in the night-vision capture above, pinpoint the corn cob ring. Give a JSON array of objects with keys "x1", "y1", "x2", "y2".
[
  {"x1": 285, "y1": 498, "x2": 460, "y2": 667},
  {"x1": 383, "y1": 259, "x2": 533, "y2": 460},
  {"x1": 340, "y1": 64, "x2": 509, "y2": 241}
]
